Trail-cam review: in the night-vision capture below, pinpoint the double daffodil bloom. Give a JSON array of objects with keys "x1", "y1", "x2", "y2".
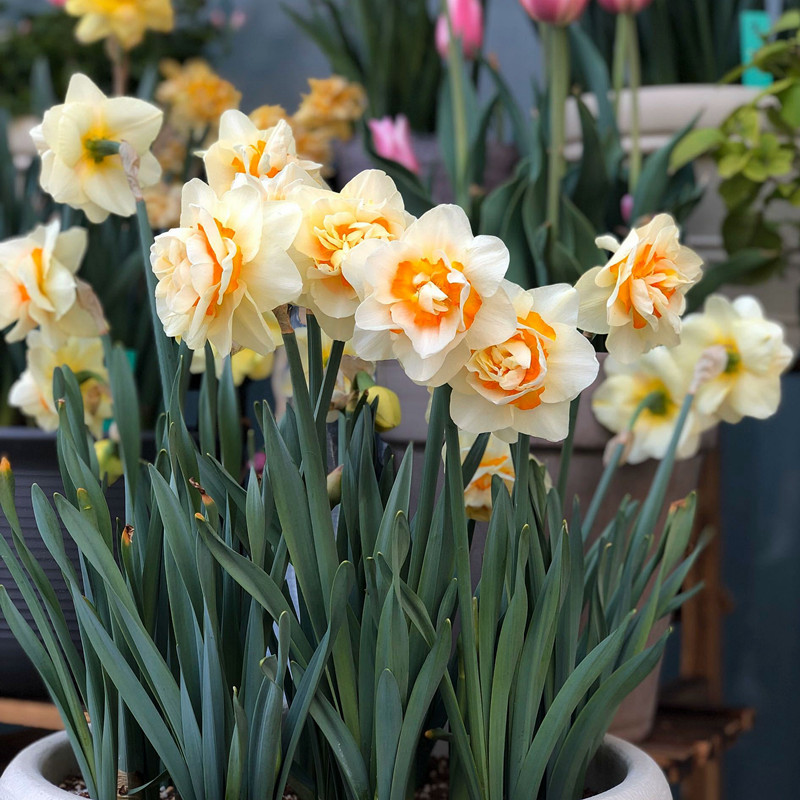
[{"x1": 66, "y1": 0, "x2": 174, "y2": 50}]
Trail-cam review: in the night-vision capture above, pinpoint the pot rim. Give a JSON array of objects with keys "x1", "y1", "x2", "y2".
[{"x1": 0, "y1": 731, "x2": 669, "y2": 800}]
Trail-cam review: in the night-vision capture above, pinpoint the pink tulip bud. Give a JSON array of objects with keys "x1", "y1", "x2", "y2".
[
  {"x1": 435, "y1": 0, "x2": 484, "y2": 60},
  {"x1": 48, "y1": 0, "x2": 66, "y2": 6},
  {"x1": 368, "y1": 115, "x2": 421, "y2": 175},
  {"x1": 519, "y1": 0, "x2": 589, "y2": 25},
  {"x1": 620, "y1": 193, "x2": 634, "y2": 224},
  {"x1": 597, "y1": 0, "x2": 653, "y2": 12}
]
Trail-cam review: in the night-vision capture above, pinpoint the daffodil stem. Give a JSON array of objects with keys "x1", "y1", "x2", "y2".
[
  {"x1": 626, "y1": 13, "x2": 642, "y2": 193},
  {"x1": 84, "y1": 139, "x2": 121, "y2": 161},
  {"x1": 135, "y1": 200, "x2": 178, "y2": 405},
  {"x1": 513, "y1": 433, "x2": 531, "y2": 537},
  {"x1": 547, "y1": 24, "x2": 570, "y2": 240},
  {"x1": 314, "y1": 339, "x2": 344, "y2": 466},
  {"x1": 557, "y1": 393, "x2": 580, "y2": 515},
  {"x1": 445, "y1": 1, "x2": 472, "y2": 210}
]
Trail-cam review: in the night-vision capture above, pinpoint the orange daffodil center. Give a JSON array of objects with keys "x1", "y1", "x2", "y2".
[
  {"x1": 351, "y1": 204, "x2": 517, "y2": 386},
  {"x1": 288, "y1": 170, "x2": 413, "y2": 340},
  {"x1": 575, "y1": 213, "x2": 703, "y2": 363},
  {"x1": 150, "y1": 178, "x2": 303, "y2": 357},
  {"x1": 449, "y1": 283, "x2": 599, "y2": 443}
]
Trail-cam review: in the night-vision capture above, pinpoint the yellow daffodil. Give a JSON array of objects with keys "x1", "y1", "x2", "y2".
[
  {"x1": 449, "y1": 282, "x2": 599, "y2": 442},
  {"x1": 292, "y1": 76, "x2": 367, "y2": 139},
  {"x1": 31, "y1": 74, "x2": 162, "y2": 223},
  {"x1": 460, "y1": 433, "x2": 515, "y2": 522},
  {"x1": 676, "y1": 294, "x2": 793, "y2": 423},
  {"x1": 0, "y1": 221, "x2": 99, "y2": 344},
  {"x1": 9, "y1": 330, "x2": 112, "y2": 437},
  {"x1": 65, "y1": 0, "x2": 174, "y2": 50},
  {"x1": 142, "y1": 181, "x2": 183, "y2": 230},
  {"x1": 592, "y1": 348, "x2": 712, "y2": 463},
  {"x1": 203, "y1": 111, "x2": 323, "y2": 195},
  {"x1": 150, "y1": 178, "x2": 302, "y2": 356},
  {"x1": 156, "y1": 59, "x2": 241, "y2": 135},
  {"x1": 351, "y1": 204, "x2": 516, "y2": 386},
  {"x1": 575, "y1": 214, "x2": 703, "y2": 362},
  {"x1": 289, "y1": 170, "x2": 414, "y2": 340}
]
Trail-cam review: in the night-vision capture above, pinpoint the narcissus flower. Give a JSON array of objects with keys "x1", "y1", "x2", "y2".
[
  {"x1": 461, "y1": 433, "x2": 515, "y2": 521},
  {"x1": 352, "y1": 204, "x2": 516, "y2": 386},
  {"x1": 0, "y1": 221, "x2": 98, "y2": 343},
  {"x1": 31, "y1": 74, "x2": 163, "y2": 223},
  {"x1": 592, "y1": 348, "x2": 711, "y2": 463},
  {"x1": 449, "y1": 283, "x2": 599, "y2": 442},
  {"x1": 519, "y1": 0, "x2": 589, "y2": 25},
  {"x1": 156, "y1": 59, "x2": 241, "y2": 135},
  {"x1": 575, "y1": 214, "x2": 703, "y2": 362},
  {"x1": 676, "y1": 294, "x2": 793, "y2": 423},
  {"x1": 290, "y1": 170, "x2": 414, "y2": 340},
  {"x1": 292, "y1": 76, "x2": 366, "y2": 139},
  {"x1": 8, "y1": 331, "x2": 112, "y2": 437},
  {"x1": 65, "y1": 0, "x2": 174, "y2": 50},
  {"x1": 150, "y1": 178, "x2": 302, "y2": 356},
  {"x1": 203, "y1": 112, "x2": 323, "y2": 195}
]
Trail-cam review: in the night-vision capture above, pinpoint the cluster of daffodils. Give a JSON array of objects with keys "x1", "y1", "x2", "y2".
[{"x1": 0, "y1": 220, "x2": 111, "y2": 436}]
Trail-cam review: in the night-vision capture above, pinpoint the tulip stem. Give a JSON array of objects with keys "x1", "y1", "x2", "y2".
[
  {"x1": 611, "y1": 13, "x2": 627, "y2": 117},
  {"x1": 625, "y1": 13, "x2": 642, "y2": 193},
  {"x1": 445, "y1": 11, "x2": 472, "y2": 209},
  {"x1": 546, "y1": 24, "x2": 570, "y2": 240}
]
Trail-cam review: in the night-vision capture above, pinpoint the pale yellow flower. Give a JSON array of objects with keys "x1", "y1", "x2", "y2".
[
  {"x1": 156, "y1": 59, "x2": 241, "y2": 135},
  {"x1": 66, "y1": 0, "x2": 174, "y2": 50},
  {"x1": 150, "y1": 178, "x2": 302, "y2": 356},
  {"x1": 352, "y1": 204, "x2": 516, "y2": 386},
  {"x1": 31, "y1": 74, "x2": 162, "y2": 223},
  {"x1": 293, "y1": 76, "x2": 367, "y2": 137},
  {"x1": 576, "y1": 214, "x2": 703, "y2": 362},
  {"x1": 290, "y1": 170, "x2": 413, "y2": 340},
  {"x1": 9, "y1": 331, "x2": 112, "y2": 437},
  {"x1": 249, "y1": 105, "x2": 290, "y2": 131},
  {"x1": 461, "y1": 433, "x2": 515, "y2": 522},
  {"x1": 0, "y1": 221, "x2": 99, "y2": 344},
  {"x1": 203, "y1": 111, "x2": 323, "y2": 195},
  {"x1": 142, "y1": 181, "x2": 183, "y2": 230},
  {"x1": 449, "y1": 283, "x2": 599, "y2": 442},
  {"x1": 592, "y1": 348, "x2": 711, "y2": 464},
  {"x1": 676, "y1": 295, "x2": 793, "y2": 424}
]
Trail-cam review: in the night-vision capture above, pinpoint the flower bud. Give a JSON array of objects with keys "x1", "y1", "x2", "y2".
[
  {"x1": 363, "y1": 385, "x2": 402, "y2": 432},
  {"x1": 519, "y1": 0, "x2": 589, "y2": 25},
  {"x1": 435, "y1": 0, "x2": 484, "y2": 60},
  {"x1": 327, "y1": 465, "x2": 343, "y2": 507},
  {"x1": 94, "y1": 439, "x2": 123, "y2": 486}
]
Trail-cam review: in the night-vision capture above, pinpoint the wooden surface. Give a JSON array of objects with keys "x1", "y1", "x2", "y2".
[{"x1": 0, "y1": 698, "x2": 64, "y2": 731}]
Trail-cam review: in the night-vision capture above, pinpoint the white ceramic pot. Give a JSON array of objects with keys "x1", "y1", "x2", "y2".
[{"x1": 0, "y1": 731, "x2": 669, "y2": 800}]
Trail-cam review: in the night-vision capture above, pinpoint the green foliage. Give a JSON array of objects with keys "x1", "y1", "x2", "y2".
[{"x1": 285, "y1": 0, "x2": 442, "y2": 133}]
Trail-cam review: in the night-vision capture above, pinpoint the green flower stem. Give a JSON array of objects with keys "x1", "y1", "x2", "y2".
[
  {"x1": 314, "y1": 338, "x2": 344, "y2": 463},
  {"x1": 445, "y1": 2, "x2": 472, "y2": 209},
  {"x1": 625, "y1": 13, "x2": 642, "y2": 193},
  {"x1": 84, "y1": 138, "x2": 121, "y2": 161},
  {"x1": 134, "y1": 200, "x2": 178, "y2": 405},
  {"x1": 513, "y1": 433, "x2": 531, "y2": 534},
  {"x1": 556, "y1": 394, "x2": 580, "y2": 515},
  {"x1": 611, "y1": 13, "x2": 628, "y2": 117},
  {"x1": 546, "y1": 24, "x2": 570, "y2": 240},
  {"x1": 582, "y1": 389, "x2": 690, "y2": 540}
]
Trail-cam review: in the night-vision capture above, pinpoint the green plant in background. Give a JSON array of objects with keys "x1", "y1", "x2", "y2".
[
  {"x1": 671, "y1": 10, "x2": 800, "y2": 287},
  {"x1": 284, "y1": 0, "x2": 444, "y2": 133}
]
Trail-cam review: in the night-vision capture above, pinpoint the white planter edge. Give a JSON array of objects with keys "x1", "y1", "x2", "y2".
[{"x1": 0, "y1": 730, "x2": 670, "y2": 800}]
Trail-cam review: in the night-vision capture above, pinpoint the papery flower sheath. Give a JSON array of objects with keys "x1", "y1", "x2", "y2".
[
  {"x1": 31, "y1": 74, "x2": 163, "y2": 223},
  {"x1": 150, "y1": 178, "x2": 302, "y2": 356},
  {"x1": 351, "y1": 204, "x2": 516, "y2": 386},
  {"x1": 575, "y1": 214, "x2": 703, "y2": 363},
  {"x1": 449, "y1": 282, "x2": 599, "y2": 442}
]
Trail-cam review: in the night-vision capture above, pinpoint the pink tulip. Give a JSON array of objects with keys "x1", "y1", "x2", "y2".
[
  {"x1": 435, "y1": 0, "x2": 484, "y2": 60},
  {"x1": 368, "y1": 115, "x2": 421, "y2": 175},
  {"x1": 48, "y1": 0, "x2": 66, "y2": 6},
  {"x1": 620, "y1": 193, "x2": 634, "y2": 224},
  {"x1": 519, "y1": 0, "x2": 589, "y2": 25},
  {"x1": 597, "y1": 0, "x2": 653, "y2": 12}
]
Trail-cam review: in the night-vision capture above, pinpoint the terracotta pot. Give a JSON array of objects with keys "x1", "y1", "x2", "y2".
[
  {"x1": 0, "y1": 730, "x2": 670, "y2": 800},
  {"x1": 376, "y1": 356, "x2": 711, "y2": 742},
  {"x1": 334, "y1": 133, "x2": 518, "y2": 204}
]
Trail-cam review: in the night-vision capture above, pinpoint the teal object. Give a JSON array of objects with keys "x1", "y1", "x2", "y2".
[{"x1": 740, "y1": 11, "x2": 773, "y2": 87}]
